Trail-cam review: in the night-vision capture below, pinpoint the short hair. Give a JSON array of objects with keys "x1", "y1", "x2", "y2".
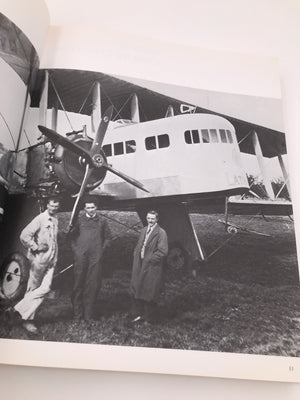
[
  {"x1": 83, "y1": 195, "x2": 98, "y2": 207},
  {"x1": 47, "y1": 196, "x2": 60, "y2": 204},
  {"x1": 84, "y1": 201, "x2": 97, "y2": 207},
  {"x1": 147, "y1": 210, "x2": 159, "y2": 219}
]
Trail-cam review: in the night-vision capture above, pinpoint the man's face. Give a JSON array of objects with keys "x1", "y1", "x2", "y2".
[
  {"x1": 146, "y1": 213, "x2": 157, "y2": 227},
  {"x1": 47, "y1": 200, "x2": 60, "y2": 216},
  {"x1": 84, "y1": 202, "x2": 97, "y2": 217}
]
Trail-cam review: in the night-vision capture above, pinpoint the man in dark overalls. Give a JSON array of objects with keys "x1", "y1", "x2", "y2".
[{"x1": 71, "y1": 198, "x2": 110, "y2": 321}]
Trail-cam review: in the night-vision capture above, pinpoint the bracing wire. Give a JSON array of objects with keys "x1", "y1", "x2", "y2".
[
  {"x1": 78, "y1": 81, "x2": 96, "y2": 114},
  {"x1": 23, "y1": 129, "x2": 32, "y2": 146},
  {"x1": 205, "y1": 212, "x2": 265, "y2": 260},
  {"x1": 0, "y1": 111, "x2": 16, "y2": 150},
  {"x1": 49, "y1": 74, "x2": 74, "y2": 131}
]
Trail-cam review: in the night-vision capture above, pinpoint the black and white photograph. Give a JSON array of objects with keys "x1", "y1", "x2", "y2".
[
  {"x1": 0, "y1": 2, "x2": 300, "y2": 387},
  {"x1": 1, "y1": 60, "x2": 300, "y2": 350}
]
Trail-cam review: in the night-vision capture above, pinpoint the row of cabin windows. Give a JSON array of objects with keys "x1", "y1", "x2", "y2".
[
  {"x1": 102, "y1": 130, "x2": 233, "y2": 157},
  {"x1": 102, "y1": 140, "x2": 136, "y2": 157},
  {"x1": 145, "y1": 134, "x2": 170, "y2": 150},
  {"x1": 102, "y1": 134, "x2": 169, "y2": 157},
  {"x1": 184, "y1": 129, "x2": 233, "y2": 145}
]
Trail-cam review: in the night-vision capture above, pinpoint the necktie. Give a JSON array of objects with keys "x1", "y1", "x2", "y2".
[{"x1": 141, "y1": 226, "x2": 152, "y2": 259}]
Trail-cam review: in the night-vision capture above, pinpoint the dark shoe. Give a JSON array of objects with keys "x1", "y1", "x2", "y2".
[
  {"x1": 4, "y1": 307, "x2": 22, "y2": 325},
  {"x1": 145, "y1": 316, "x2": 160, "y2": 324},
  {"x1": 73, "y1": 315, "x2": 83, "y2": 321},
  {"x1": 22, "y1": 321, "x2": 40, "y2": 335},
  {"x1": 130, "y1": 298, "x2": 145, "y2": 318},
  {"x1": 84, "y1": 315, "x2": 98, "y2": 322},
  {"x1": 144, "y1": 301, "x2": 159, "y2": 323}
]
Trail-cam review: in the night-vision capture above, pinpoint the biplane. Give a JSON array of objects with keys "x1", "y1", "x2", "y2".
[{"x1": 0, "y1": 68, "x2": 293, "y2": 303}]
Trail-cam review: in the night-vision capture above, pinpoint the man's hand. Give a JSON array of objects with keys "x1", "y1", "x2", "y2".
[
  {"x1": 31, "y1": 243, "x2": 49, "y2": 254},
  {"x1": 38, "y1": 243, "x2": 49, "y2": 252}
]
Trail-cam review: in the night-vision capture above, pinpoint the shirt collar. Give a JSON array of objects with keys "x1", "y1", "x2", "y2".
[
  {"x1": 86, "y1": 213, "x2": 97, "y2": 219},
  {"x1": 147, "y1": 223, "x2": 157, "y2": 232},
  {"x1": 45, "y1": 210, "x2": 53, "y2": 220}
]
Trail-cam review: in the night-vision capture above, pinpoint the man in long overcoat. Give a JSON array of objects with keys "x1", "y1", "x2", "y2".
[{"x1": 130, "y1": 210, "x2": 168, "y2": 322}]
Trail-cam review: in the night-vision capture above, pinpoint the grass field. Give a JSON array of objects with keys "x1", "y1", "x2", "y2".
[{"x1": 1, "y1": 212, "x2": 300, "y2": 357}]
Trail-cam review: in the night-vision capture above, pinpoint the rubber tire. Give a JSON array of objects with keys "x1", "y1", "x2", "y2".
[
  {"x1": 166, "y1": 243, "x2": 188, "y2": 270},
  {"x1": 227, "y1": 225, "x2": 238, "y2": 234},
  {"x1": 0, "y1": 252, "x2": 30, "y2": 305}
]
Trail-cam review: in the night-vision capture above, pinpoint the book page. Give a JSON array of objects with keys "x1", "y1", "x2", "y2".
[
  {"x1": 0, "y1": 22, "x2": 299, "y2": 384},
  {"x1": 0, "y1": 0, "x2": 49, "y2": 57}
]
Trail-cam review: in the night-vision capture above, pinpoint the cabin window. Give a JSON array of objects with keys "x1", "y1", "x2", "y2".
[
  {"x1": 145, "y1": 136, "x2": 156, "y2": 150},
  {"x1": 103, "y1": 144, "x2": 112, "y2": 157},
  {"x1": 201, "y1": 129, "x2": 210, "y2": 143},
  {"x1": 184, "y1": 130, "x2": 200, "y2": 144},
  {"x1": 114, "y1": 141, "x2": 124, "y2": 155},
  {"x1": 192, "y1": 130, "x2": 200, "y2": 143},
  {"x1": 219, "y1": 129, "x2": 227, "y2": 143},
  {"x1": 210, "y1": 129, "x2": 218, "y2": 143},
  {"x1": 125, "y1": 140, "x2": 136, "y2": 153},
  {"x1": 226, "y1": 130, "x2": 233, "y2": 143},
  {"x1": 184, "y1": 130, "x2": 192, "y2": 144},
  {"x1": 158, "y1": 134, "x2": 170, "y2": 148}
]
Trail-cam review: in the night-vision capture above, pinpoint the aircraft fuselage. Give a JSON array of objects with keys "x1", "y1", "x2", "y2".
[{"x1": 97, "y1": 113, "x2": 249, "y2": 202}]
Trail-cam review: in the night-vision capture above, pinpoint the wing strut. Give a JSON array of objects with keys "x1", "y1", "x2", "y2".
[
  {"x1": 277, "y1": 154, "x2": 291, "y2": 199},
  {"x1": 252, "y1": 131, "x2": 275, "y2": 200}
]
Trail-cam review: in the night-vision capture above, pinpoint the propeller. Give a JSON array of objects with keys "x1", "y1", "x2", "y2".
[
  {"x1": 105, "y1": 164, "x2": 148, "y2": 193},
  {"x1": 90, "y1": 105, "x2": 112, "y2": 153},
  {"x1": 38, "y1": 125, "x2": 93, "y2": 165},
  {"x1": 69, "y1": 164, "x2": 92, "y2": 229},
  {"x1": 38, "y1": 106, "x2": 149, "y2": 231}
]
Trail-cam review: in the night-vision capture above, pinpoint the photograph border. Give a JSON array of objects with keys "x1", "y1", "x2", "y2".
[{"x1": 1, "y1": 338, "x2": 300, "y2": 383}]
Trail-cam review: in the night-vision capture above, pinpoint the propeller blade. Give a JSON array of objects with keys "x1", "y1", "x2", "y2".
[
  {"x1": 38, "y1": 125, "x2": 93, "y2": 164},
  {"x1": 68, "y1": 164, "x2": 92, "y2": 230},
  {"x1": 104, "y1": 164, "x2": 149, "y2": 193},
  {"x1": 90, "y1": 105, "x2": 113, "y2": 156}
]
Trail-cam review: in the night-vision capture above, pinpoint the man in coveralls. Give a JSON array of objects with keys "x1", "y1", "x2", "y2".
[
  {"x1": 7, "y1": 198, "x2": 60, "y2": 334},
  {"x1": 71, "y1": 197, "x2": 110, "y2": 321}
]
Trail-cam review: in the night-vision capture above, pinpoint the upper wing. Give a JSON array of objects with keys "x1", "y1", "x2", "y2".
[{"x1": 30, "y1": 69, "x2": 286, "y2": 158}]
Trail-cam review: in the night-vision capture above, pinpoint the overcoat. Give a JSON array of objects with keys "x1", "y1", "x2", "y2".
[{"x1": 130, "y1": 224, "x2": 168, "y2": 301}]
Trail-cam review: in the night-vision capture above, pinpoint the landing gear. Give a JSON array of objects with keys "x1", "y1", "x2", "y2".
[
  {"x1": 166, "y1": 242, "x2": 188, "y2": 270},
  {"x1": 227, "y1": 225, "x2": 238, "y2": 234},
  {"x1": 0, "y1": 252, "x2": 30, "y2": 305}
]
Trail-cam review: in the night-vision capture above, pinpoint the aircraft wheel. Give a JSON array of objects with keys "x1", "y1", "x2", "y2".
[
  {"x1": 166, "y1": 243, "x2": 188, "y2": 270},
  {"x1": 227, "y1": 225, "x2": 238, "y2": 234},
  {"x1": 0, "y1": 252, "x2": 30, "y2": 305}
]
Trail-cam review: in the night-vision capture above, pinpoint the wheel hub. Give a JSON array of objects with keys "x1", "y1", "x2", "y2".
[
  {"x1": 92, "y1": 153, "x2": 104, "y2": 168},
  {"x1": 2, "y1": 261, "x2": 21, "y2": 297}
]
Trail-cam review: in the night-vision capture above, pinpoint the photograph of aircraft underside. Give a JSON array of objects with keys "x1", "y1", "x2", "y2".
[{"x1": 0, "y1": 69, "x2": 294, "y2": 269}]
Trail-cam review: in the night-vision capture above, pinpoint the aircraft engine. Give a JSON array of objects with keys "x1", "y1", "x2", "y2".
[{"x1": 48, "y1": 134, "x2": 107, "y2": 194}]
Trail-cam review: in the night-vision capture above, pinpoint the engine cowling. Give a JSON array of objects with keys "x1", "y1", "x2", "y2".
[{"x1": 50, "y1": 135, "x2": 107, "y2": 194}]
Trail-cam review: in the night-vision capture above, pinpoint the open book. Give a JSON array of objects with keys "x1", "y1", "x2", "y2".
[{"x1": 0, "y1": 0, "x2": 300, "y2": 382}]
